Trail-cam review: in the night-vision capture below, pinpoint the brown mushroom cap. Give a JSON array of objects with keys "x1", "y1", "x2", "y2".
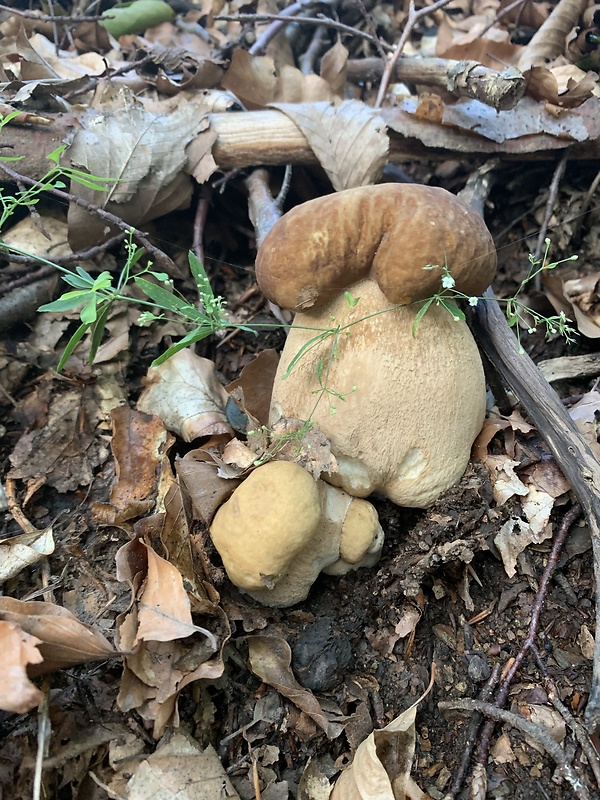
[{"x1": 255, "y1": 184, "x2": 497, "y2": 311}]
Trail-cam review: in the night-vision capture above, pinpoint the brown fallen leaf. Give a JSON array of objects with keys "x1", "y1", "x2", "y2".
[
  {"x1": 247, "y1": 635, "x2": 333, "y2": 737},
  {"x1": 138, "y1": 349, "x2": 232, "y2": 441},
  {"x1": 0, "y1": 621, "x2": 44, "y2": 713},
  {"x1": 176, "y1": 450, "x2": 241, "y2": 526},
  {"x1": 94, "y1": 405, "x2": 174, "y2": 524},
  {"x1": 0, "y1": 597, "x2": 118, "y2": 675}
]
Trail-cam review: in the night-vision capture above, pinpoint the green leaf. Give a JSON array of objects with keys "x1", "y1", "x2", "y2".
[
  {"x1": 188, "y1": 251, "x2": 212, "y2": 289},
  {"x1": 438, "y1": 299, "x2": 465, "y2": 322},
  {"x1": 61, "y1": 273, "x2": 96, "y2": 290},
  {"x1": 46, "y1": 145, "x2": 67, "y2": 165},
  {"x1": 150, "y1": 326, "x2": 214, "y2": 366},
  {"x1": 92, "y1": 271, "x2": 113, "y2": 291},
  {"x1": 134, "y1": 276, "x2": 191, "y2": 313},
  {"x1": 0, "y1": 155, "x2": 25, "y2": 163},
  {"x1": 344, "y1": 291, "x2": 360, "y2": 308},
  {"x1": 411, "y1": 298, "x2": 434, "y2": 336},
  {"x1": 149, "y1": 271, "x2": 170, "y2": 282},
  {"x1": 80, "y1": 296, "x2": 98, "y2": 324},
  {"x1": 88, "y1": 302, "x2": 113, "y2": 363},
  {"x1": 56, "y1": 322, "x2": 90, "y2": 371},
  {"x1": 282, "y1": 331, "x2": 332, "y2": 379},
  {"x1": 38, "y1": 291, "x2": 92, "y2": 313}
]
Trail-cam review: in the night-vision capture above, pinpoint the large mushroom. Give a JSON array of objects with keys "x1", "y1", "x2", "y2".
[
  {"x1": 210, "y1": 461, "x2": 384, "y2": 607},
  {"x1": 256, "y1": 184, "x2": 497, "y2": 508}
]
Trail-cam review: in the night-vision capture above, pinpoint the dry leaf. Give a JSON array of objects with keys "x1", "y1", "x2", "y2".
[
  {"x1": 0, "y1": 621, "x2": 44, "y2": 713},
  {"x1": 247, "y1": 635, "x2": 333, "y2": 736},
  {"x1": 494, "y1": 517, "x2": 553, "y2": 577},
  {"x1": 121, "y1": 731, "x2": 240, "y2": 800},
  {"x1": 569, "y1": 389, "x2": 600, "y2": 459},
  {"x1": 273, "y1": 100, "x2": 389, "y2": 190},
  {"x1": 330, "y1": 675, "x2": 434, "y2": 799},
  {"x1": 578, "y1": 623, "x2": 595, "y2": 659},
  {"x1": 517, "y1": 0, "x2": 589, "y2": 71},
  {"x1": 0, "y1": 527, "x2": 54, "y2": 584},
  {"x1": 0, "y1": 597, "x2": 118, "y2": 675},
  {"x1": 137, "y1": 349, "x2": 232, "y2": 442},
  {"x1": 176, "y1": 450, "x2": 241, "y2": 526},
  {"x1": 94, "y1": 405, "x2": 174, "y2": 524}
]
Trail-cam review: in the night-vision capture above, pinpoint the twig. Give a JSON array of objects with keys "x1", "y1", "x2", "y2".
[
  {"x1": 62, "y1": 56, "x2": 154, "y2": 101},
  {"x1": 193, "y1": 192, "x2": 210, "y2": 266},
  {"x1": 249, "y1": 0, "x2": 319, "y2": 56},
  {"x1": 572, "y1": 165, "x2": 600, "y2": 243},
  {"x1": 471, "y1": 505, "x2": 581, "y2": 779},
  {"x1": 33, "y1": 683, "x2": 51, "y2": 800},
  {"x1": 531, "y1": 644, "x2": 600, "y2": 791},
  {"x1": 0, "y1": 4, "x2": 110, "y2": 21},
  {"x1": 0, "y1": 162, "x2": 177, "y2": 275},
  {"x1": 374, "y1": 0, "x2": 456, "y2": 108},
  {"x1": 439, "y1": 699, "x2": 592, "y2": 800},
  {"x1": 533, "y1": 153, "x2": 569, "y2": 291},
  {"x1": 479, "y1": 0, "x2": 530, "y2": 36},
  {"x1": 216, "y1": 13, "x2": 391, "y2": 51},
  {"x1": 443, "y1": 664, "x2": 501, "y2": 800},
  {"x1": 298, "y1": 24, "x2": 328, "y2": 74}
]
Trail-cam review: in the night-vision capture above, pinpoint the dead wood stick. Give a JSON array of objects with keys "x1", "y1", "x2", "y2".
[
  {"x1": 471, "y1": 291, "x2": 600, "y2": 732},
  {"x1": 347, "y1": 58, "x2": 525, "y2": 111}
]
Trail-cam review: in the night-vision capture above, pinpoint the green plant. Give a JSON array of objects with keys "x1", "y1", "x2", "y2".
[{"x1": 413, "y1": 240, "x2": 579, "y2": 352}]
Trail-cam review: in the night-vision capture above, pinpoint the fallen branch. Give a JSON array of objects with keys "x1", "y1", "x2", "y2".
[{"x1": 471, "y1": 294, "x2": 600, "y2": 731}]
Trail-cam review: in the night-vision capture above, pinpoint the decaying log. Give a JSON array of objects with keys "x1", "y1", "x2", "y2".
[
  {"x1": 471, "y1": 292, "x2": 600, "y2": 732},
  {"x1": 538, "y1": 353, "x2": 600, "y2": 383}
]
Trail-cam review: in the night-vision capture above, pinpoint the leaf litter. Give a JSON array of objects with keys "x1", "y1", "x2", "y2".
[{"x1": 1, "y1": 0, "x2": 600, "y2": 797}]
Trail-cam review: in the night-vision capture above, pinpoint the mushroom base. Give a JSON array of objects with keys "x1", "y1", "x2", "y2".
[{"x1": 269, "y1": 279, "x2": 487, "y2": 508}]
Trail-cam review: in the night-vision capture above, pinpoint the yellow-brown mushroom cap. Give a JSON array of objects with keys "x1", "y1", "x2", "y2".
[
  {"x1": 255, "y1": 184, "x2": 497, "y2": 311},
  {"x1": 209, "y1": 461, "x2": 321, "y2": 592}
]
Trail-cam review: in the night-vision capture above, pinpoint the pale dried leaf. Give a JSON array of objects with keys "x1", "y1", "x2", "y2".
[
  {"x1": 298, "y1": 760, "x2": 332, "y2": 800},
  {"x1": 484, "y1": 455, "x2": 529, "y2": 505},
  {"x1": 330, "y1": 679, "x2": 432, "y2": 799},
  {"x1": 222, "y1": 48, "x2": 277, "y2": 108},
  {"x1": 0, "y1": 621, "x2": 44, "y2": 713},
  {"x1": 273, "y1": 100, "x2": 389, "y2": 190},
  {"x1": 0, "y1": 527, "x2": 54, "y2": 584},
  {"x1": 0, "y1": 597, "x2": 117, "y2": 674},
  {"x1": 517, "y1": 0, "x2": 589, "y2": 71},
  {"x1": 490, "y1": 732, "x2": 516, "y2": 764},
  {"x1": 125, "y1": 733, "x2": 240, "y2": 800},
  {"x1": 577, "y1": 623, "x2": 595, "y2": 659},
  {"x1": 320, "y1": 42, "x2": 348, "y2": 97},
  {"x1": 494, "y1": 517, "x2": 552, "y2": 577},
  {"x1": 138, "y1": 350, "x2": 232, "y2": 442},
  {"x1": 176, "y1": 451, "x2": 241, "y2": 526},
  {"x1": 135, "y1": 543, "x2": 217, "y2": 649},
  {"x1": 521, "y1": 486, "x2": 555, "y2": 536},
  {"x1": 394, "y1": 607, "x2": 422, "y2": 638},
  {"x1": 569, "y1": 389, "x2": 600, "y2": 459}
]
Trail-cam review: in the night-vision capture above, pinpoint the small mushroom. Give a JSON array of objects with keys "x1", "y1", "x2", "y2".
[
  {"x1": 256, "y1": 184, "x2": 497, "y2": 508},
  {"x1": 209, "y1": 460, "x2": 384, "y2": 607}
]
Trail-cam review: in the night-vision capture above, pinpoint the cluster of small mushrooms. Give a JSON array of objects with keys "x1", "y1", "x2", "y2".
[{"x1": 210, "y1": 184, "x2": 497, "y2": 607}]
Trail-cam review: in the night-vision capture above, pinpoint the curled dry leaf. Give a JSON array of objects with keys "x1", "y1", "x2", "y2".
[
  {"x1": 517, "y1": 0, "x2": 589, "y2": 71},
  {"x1": 94, "y1": 405, "x2": 174, "y2": 524},
  {"x1": 116, "y1": 538, "x2": 228, "y2": 738},
  {"x1": 0, "y1": 597, "x2": 118, "y2": 675},
  {"x1": 0, "y1": 621, "x2": 44, "y2": 713},
  {"x1": 137, "y1": 349, "x2": 232, "y2": 442},
  {"x1": 176, "y1": 449, "x2": 241, "y2": 526},
  {"x1": 247, "y1": 635, "x2": 333, "y2": 737},
  {"x1": 272, "y1": 100, "x2": 389, "y2": 190},
  {"x1": 0, "y1": 526, "x2": 54, "y2": 584},
  {"x1": 330, "y1": 673, "x2": 434, "y2": 800}
]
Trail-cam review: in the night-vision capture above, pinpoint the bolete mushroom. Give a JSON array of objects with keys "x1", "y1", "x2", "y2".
[
  {"x1": 255, "y1": 184, "x2": 497, "y2": 508},
  {"x1": 209, "y1": 460, "x2": 384, "y2": 607}
]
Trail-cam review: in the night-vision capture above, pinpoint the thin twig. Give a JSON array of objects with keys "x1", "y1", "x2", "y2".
[
  {"x1": 533, "y1": 153, "x2": 569, "y2": 291},
  {"x1": 531, "y1": 643, "x2": 600, "y2": 791},
  {"x1": 0, "y1": 162, "x2": 176, "y2": 274},
  {"x1": 248, "y1": 0, "x2": 319, "y2": 56},
  {"x1": 443, "y1": 664, "x2": 501, "y2": 800},
  {"x1": 439, "y1": 699, "x2": 591, "y2": 800},
  {"x1": 472, "y1": 504, "x2": 582, "y2": 779},
  {"x1": 0, "y1": 4, "x2": 110, "y2": 21},
  {"x1": 479, "y1": 0, "x2": 530, "y2": 36},
  {"x1": 215, "y1": 13, "x2": 393, "y2": 51},
  {"x1": 374, "y1": 0, "x2": 455, "y2": 108}
]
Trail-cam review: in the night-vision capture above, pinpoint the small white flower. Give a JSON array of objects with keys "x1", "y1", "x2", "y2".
[
  {"x1": 442, "y1": 274, "x2": 456, "y2": 289},
  {"x1": 468, "y1": 296, "x2": 479, "y2": 306},
  {"x1": 559, "y1": 311, "x2": 567, "y2": 321}
]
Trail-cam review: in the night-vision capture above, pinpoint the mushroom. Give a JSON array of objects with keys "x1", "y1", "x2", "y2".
[
  {"x1": 256, "y1": 184, "x2": 497, "y2": 508},
  {"x1": 209, "y1": 460, "x2": 384, "y2": 607}
]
